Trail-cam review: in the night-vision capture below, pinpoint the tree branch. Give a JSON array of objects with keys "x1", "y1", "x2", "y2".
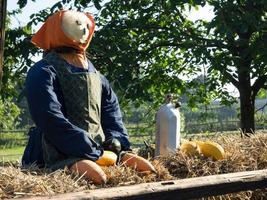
[
  {"x1": 252, "y1": 75, "x2": 267, "y2": 98},
  {"x1": 255, "y1": 102, "x2": 267, "y2": 112},
  {"x1": 141, "y1": 41, "x2": 196, "y2": 54},
  {"x1": 141, "y1": 39, "x2": 227, "y2": 55},
  {"x1": 222, "y1": 71, "x2": 239, "y2": 88}
]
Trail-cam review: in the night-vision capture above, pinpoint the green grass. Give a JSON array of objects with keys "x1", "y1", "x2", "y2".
[
  {"x1": 0, "y1": 146, "x2": 25, "y2": 155},
  {"x1": 0, "y1": 146, "x2": 25, "y2": 163},
  {"x1": 0, "y1": 131, "x2": 27, "y2": 162},
  {"x1": 0, "y1": 132, "x2": 27, "y2": 148},
  {"x1": 126, "y1": 123, "x2": 155, "y2": 137},
  {"x1": 125, "y1": 123, "x2": 155, "y2": 147},
  {"x1": 0, "y1": 126, "x2": 155, "y2": 162},
  {"x1": 129, "y1": 135, "x2": 155, "y2": 147}
]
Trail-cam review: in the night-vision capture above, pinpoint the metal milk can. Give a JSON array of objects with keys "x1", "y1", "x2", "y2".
[{"x1": 155, "y1": 94, "x2": 181, "y2": 156}]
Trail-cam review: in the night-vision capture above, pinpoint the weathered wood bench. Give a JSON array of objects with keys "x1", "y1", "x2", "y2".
[{"x1": 19, "y1": 169, "x2": 267, "y2": 200}]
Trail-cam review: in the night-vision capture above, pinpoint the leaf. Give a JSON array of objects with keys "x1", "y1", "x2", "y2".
[
  {"x1": 50, "y1": 2, "x2": 63, "y2": 13},
  {"x1": 257, "y1": 89, "x2": 267, "y2": 99},
  {"x1": 17, "y1": 0, "x2": 27, "y2": 9},
  {"x1": 93, "y1": 0, "x2": 102, "y2": 10},
  {"x1": 239, "y1": 23, "x2": 248, "y2": 34}
]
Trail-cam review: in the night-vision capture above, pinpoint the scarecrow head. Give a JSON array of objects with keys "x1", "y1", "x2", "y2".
[
  {"x1": 31, "y1": 10, "x2": 95, "y2": 53},
  {"x1": 61, "y1": 10, "x2": 93, "y2": 44}
]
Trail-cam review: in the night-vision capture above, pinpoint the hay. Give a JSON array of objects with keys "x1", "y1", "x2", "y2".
[
  {"x1": 1, "y1": 132, "x2": 267, "y2": 199},
  {"x1": 102, "y1": 159, "x2": 173, "y2": 187},
  {"x1": 0, "y1": 165, "x2": 88, "y2": 199},
  {"x1": 159, "y1": 133, "x2": 267, "y2": 199},
  {"x1": 161, "y1": 133, "x2": 267, "y2": 178}
]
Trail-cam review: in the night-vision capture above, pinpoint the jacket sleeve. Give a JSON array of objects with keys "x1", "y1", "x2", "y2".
[
  {"x1": 25, "y1": 60, "x2": 103, "y2": 161},
  {"x1": 100, "y1": 74, "x2": 131, "y2": 151}
]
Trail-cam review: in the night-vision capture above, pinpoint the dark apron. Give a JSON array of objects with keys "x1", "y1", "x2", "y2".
[{"x1": 41, "y1": 52, "x2": 105, "y2": 170}]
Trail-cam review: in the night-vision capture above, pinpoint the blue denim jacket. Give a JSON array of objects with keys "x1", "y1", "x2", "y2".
[{"x1": 22, "y1": 59, "x2": 130, "y2": 165}]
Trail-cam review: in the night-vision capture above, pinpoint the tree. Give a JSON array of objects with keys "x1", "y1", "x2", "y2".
[
  {"x1": 203, "y1": 0, "x2": 267, "y2": 133},
  {"x1": 2, "y1": 12, "x2": 35, "y2": 99},
  {"x1": 0, "y1": 7, "x2": 36, "y2": 129},
  {"x1": 8, "y1": 0, "x2": 267, "y2": 133},
  {"x1": 90, "y1": 0, "x2": 267, "y2": 133}
]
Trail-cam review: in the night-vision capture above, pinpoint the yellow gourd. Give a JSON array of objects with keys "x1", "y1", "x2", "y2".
[
  {"x1": 96, "y1": 151, "x2": 117, "y2": 166},
  {"x1": 197, "y1": 141, "x2": 225, "y2": 160},
  {"x1": 180, "y1": 141, "x2": 201, "y2": 156}
]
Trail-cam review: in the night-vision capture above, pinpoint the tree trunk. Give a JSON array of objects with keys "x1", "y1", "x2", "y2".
[
  {"x1": 0, "y1": 0, "x2": 7, "y2": 89},
  {"x1": 239, "y1": 89, "x2": 255, "y2": 134},
  {"x1": 235, "y1": 29, "x2": 255, "y2": 134},
  {"x1": 238, "y1": 72, "x2": 255, "y2": 134}
]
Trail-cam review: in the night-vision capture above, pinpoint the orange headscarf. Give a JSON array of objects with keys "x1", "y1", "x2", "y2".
[{"x1": 31, "y1": 10, "x2": 95, "y2": 68}]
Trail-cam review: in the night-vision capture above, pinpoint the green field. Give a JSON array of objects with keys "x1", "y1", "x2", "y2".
[
  {"x1": 0, "y1": 127, "x2": 154, "y2": 162},
  {"x1": 1, "y1": 127, "x2": 238, "y2": 162},
  {"x1": 0, "y1": 131, "x2": 27, "y2": 163},
  {"x1": 0, "y1": 131, "x2": 27, "y2": 147},
  {"x1": 0, "y1": 146, "x2": 25, "y2": 162}
]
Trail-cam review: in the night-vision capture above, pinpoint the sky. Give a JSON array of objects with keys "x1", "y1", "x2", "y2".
[
  {"x1": 7, "y1": 0, "x2": 55, "y2": 29},
  {"x1": 7, "y1": 1, "x2": 238, "y2": 97},
  {"x1": 7, "y1": 1, "x2": 215, "y2": 28}
]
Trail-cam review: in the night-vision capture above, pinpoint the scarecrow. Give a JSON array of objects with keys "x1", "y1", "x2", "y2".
[{"x1": 22, "y1": 10, "x2": 155, "y2": 184}]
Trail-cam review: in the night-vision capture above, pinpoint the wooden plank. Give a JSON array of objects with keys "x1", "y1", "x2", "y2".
[
  {"x1": 19, "y1": 169, "x2": 267, "y2": 200},
  {"x1": 0, "y1": 0, "x2": 7, "y2": 87}
]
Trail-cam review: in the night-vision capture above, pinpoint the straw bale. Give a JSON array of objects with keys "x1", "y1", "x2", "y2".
[{"x1": 1, "y1": 132, "x2": 267, "y2": 199}]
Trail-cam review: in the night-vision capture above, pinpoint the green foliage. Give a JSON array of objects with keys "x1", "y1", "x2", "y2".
[
  {"x1": 122, "y1": 101, "x2": 156, "y2": 138},
  {"x1": 89, "y1": 0, "x2": 267, "y2": 131},
  {"x1": 0, "y1": 10, "x2": 36, "y2": 129},
  {"x1": 88, "y1": 0, "x2": 244, "y2": 108},
  {"x1": 0, "y1": 98, "x2": 21, "y2": 130},
  {"x1": 90, "y1": 0, "x2": 198, "y2": 106},
  {"x1": 4, "y1": 0, "x2": 267, "y2": 132},
  {"x1": 256, "y1": 89, "x2": 267, "y2": 99},
  {"x1": 11, "y1": 0, "x2": 266, "y2": 107},
  {"x1": 2, "y1": 10, "x2": 36, "y2": 99}
]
